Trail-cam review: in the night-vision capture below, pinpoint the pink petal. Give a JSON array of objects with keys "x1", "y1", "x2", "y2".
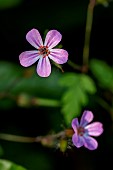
[
  {"x1": 44, "y1": 30, "x2": 62, "y2": 49},
  {"x1": 85, "y1": 122, "x2": 103, "y2": 136},
  {"x1": 80, "y1": 110, "x2": 94, "y2": 127},
  {"x1": 26, "y1": 29, "x2": 43, "y2": 49},
  {"x1": 36, "y1": 57, "x2": 51, "y2": 77},
  {"x1": 19, "y1": 51, "x2": 40, "y2": 67},
  {"x1": 83, "y1": 136, "x2": 98, "y2": 150},
  {"x1": 49, "y1": 49, "x2": 68, "y2": 64},
  {"x1": 71, "y1": 118, "x2": 79, "y2": 133},
  {"x1": 72, "y1": 134, "x2": 84, "y2": 148}
]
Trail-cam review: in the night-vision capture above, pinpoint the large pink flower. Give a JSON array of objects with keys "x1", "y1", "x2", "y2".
[
  {"x1": 19, "y1": 29, "x2": 68, "y2": 77},
  {"x1": 71, "y1": 110, "x2": 103, "y2": 150}
]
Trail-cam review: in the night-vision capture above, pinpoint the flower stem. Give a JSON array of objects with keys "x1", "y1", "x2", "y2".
[
  {"x1": 67, "y1": 60, "x2": 82, "y2": 71},
  {"x1": 83, "y1": 0, "x2": 96, "y2": 66},
  {"x1": 0, "y1": 92, "x2": 60, "y2": 108},
  {"x1": 67, "y1": 60, "x2": 88, "y2": 73},
  {"x1": 67, "y1": 0, "x2": 96, "y2": 72},
  {"x1": 32, "y1": 98, "x2": 60, "y2": 107},
  {"x1": 0, "y1": 133, "x2": 36, "y2": 143},
  {"x1": 0, "y1": 129, "x2": 73, "y2": 147},
  {"x1": 97, "y1": 97, "x2": 113, "y2": 114}
]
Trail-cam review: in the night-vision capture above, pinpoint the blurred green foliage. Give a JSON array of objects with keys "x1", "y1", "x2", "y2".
[
  {"x1": 96, "y1": 0, "x2": 109, "y2": 7},
  {"x1": 90, "y1": 59, "x2": 113, "y2": 91},
  {"x1": 0, "y1": 0, "x2": 22, "y2": 9},
  {"x1": 0, "y1": 159, "x2": 26, "y2": 170},
  {"x1": 0, "y1": 60, "x2": 98, "y2": 126},
  {"x1": 0, "y1": 59, "x2": 113, "y2": 126},
  {"x1": 0, "y1": 61, "x2": 63, "y2": 109}
]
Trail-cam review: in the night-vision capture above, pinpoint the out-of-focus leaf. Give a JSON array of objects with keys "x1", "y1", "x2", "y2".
[
  {"x1": 80, "y1": 74, "x2": 96, "y2": 94},
  {"x1": 1, "y1": 142, "x2": 54, "y2": 170},
  {"x1": 60, "y1": 73, "x2": 78, "y2": 87},
  {"x1": 0, "y1": 159, "x2": 27, "y2": 170},
  {"x1": 61, "y1": 88, "x2": 87, "y2": 125},
  {"x1": 0, "y1": 61, "x2": 64, "y2": 109},
  {"x1": 0, "y1": 61, "x2": 23, "y2": 92},
  {"x1": 11, "y1": 67, "x2": 64, "y2": 99},
  {"x1": 0, "y1": 97, "x2": 16, "y2": 109},
  {"x1": 0, "y1": 0, "x2": 22, "y2": 9},
  {"x1": 90, "y1": 59, "x2": 113, "y2": 91},
  {"x1": 96, "y1": 0, "x2": 109, "y2": 7},
  {"x1": 59, "y1": 73, "x2": 96, "y2": 125},
  {"x1": 52, "y1": 1, "x2": 88, "y2": 29},
  {"x1": 0, "y1": 146, "x2": 4, "y2": 157}
]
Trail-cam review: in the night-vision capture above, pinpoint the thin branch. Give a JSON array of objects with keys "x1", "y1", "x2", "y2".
[
  {"x1": 83, "y1": 0, "x2": 96, "y2": 66},
  {"x1": 0, "y1": 133, "x2": 36, "y2": 143},
  {"x1": 0, "y1": 129, "x2": 74, "y2": 147},
  {"x1": 67, "y1": 60, "x2": 82, "y2": 71}
]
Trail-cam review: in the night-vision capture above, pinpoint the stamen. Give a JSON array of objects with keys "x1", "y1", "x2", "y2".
[
  {"x1": 77, "y1": 127, "x2": 85, "y2": 136},
  {"x1": 38, "y1": 46, "x2": 50, "y2": 57}
]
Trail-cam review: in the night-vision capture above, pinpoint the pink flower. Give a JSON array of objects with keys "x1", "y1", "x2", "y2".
[
  {"x1": 19, "y1": 29, "x2": 68, "y2": 77},
  {"x1": 71, "y1": 110, "x2": 103, "y2": 150}
]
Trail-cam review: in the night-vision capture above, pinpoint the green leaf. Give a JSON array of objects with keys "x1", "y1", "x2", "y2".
[
  {"x1": 0, "y1": 61, "x2": 64, "y2": 109},
  {"x1": 90, "y1": 59, "x2": 113, "y2": 90},
  {"x1": 79, "y1": 74, "x2": 96, "y2": 94},
  {"x1": 0, "y1": 98, "x2": 15, "y2": 109},
  {"x1": 96, "y1": 0, "x2": 109, "y2": 7},
  {"x1": 0, "y1": 146, "x2": 4, "y2": 157},
  {"x1": 0, "y1": 159, "x2": 27, "y2": 170},
  {"x1": 61, "y1": 86, "x2": 88, "y2": 125},
  {"x1": 59, "y1": 73, "x2": 96, "y2": 125},
  {"x1": 0, "y1": 61, "x2": 23, "y2": 92},
  {"x1": 0, "y1": 0, "x2": 22, "y2": 9},
  {"x1": 11, "y1": 67, "x2": 64, "y2": 99},
  {"x1": 59, "y1": 73, "x2": 79, "y2": 87}
]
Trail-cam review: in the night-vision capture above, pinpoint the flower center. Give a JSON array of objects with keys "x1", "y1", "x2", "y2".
[
  {"x1": 38, "y1": 46, "x2": 50, "y2": 58},
  {"x1": 77, "y1": 127, "x2": 85, "y2": 136}
]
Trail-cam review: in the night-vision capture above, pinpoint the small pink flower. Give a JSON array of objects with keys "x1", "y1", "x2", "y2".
[
  {"x1": 19, "y1": 29, "x2": 68, "y2": 77},
  {"x1": 71, "y1": 110, "x2": 103, "y2": 150}
]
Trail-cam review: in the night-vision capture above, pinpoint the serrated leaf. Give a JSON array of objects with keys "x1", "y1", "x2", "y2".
[
  {"x1": 0, "y1": 159, "x2": 27, "y2": 170},
  {"x1": 90, "y1": 59, "x2": 113, "y2": 90},
  {"x1": 61, "y1": 99, "x2": 81, "y2": 125},
  {"x1": 59, "y1": 73, "x2": 79, "y2": 87},
  {"x1": 77, "y1": 86, "x2": 88, "y2": 105},
  {"x1": 59, "y1": 73, "x2": 96, "y2": 125},
  {"x1": 61, "y1": 85, "x2": 88, "y2": 125},
  {"x1": 79, "y1": 74, "x2": 96, "y2": 94}
]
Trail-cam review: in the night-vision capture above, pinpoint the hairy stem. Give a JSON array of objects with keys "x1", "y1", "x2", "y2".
[
  {"x1": 0, "y1": 133, "x2": 36, "y2": 143},
  {"x1": 0, "y1": 129, "x2": 73, "y2": 147}
]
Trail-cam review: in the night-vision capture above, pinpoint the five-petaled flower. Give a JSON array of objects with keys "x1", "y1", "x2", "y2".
[
  {"x1": 71, "y1": 110, "x2": 103, "y2": 150},
  {"x1": 19, "y1": 29, "x2": 68, "y2": 77}
]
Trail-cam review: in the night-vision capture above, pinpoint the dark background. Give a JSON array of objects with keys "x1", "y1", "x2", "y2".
[
  {"x1": 0, "y1": 0, "x2": 113, "y2": 170},
  {"x1": 0, "y1": 0, "x2": 113, "y2": 65}
]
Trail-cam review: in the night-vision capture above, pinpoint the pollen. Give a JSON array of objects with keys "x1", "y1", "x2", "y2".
[
  {"x1": 77, "y1": 127, "x2": 85, "y2": 136},
  {"x1": 38, "y1": 46, "x2": 50, "y2": 58}
]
